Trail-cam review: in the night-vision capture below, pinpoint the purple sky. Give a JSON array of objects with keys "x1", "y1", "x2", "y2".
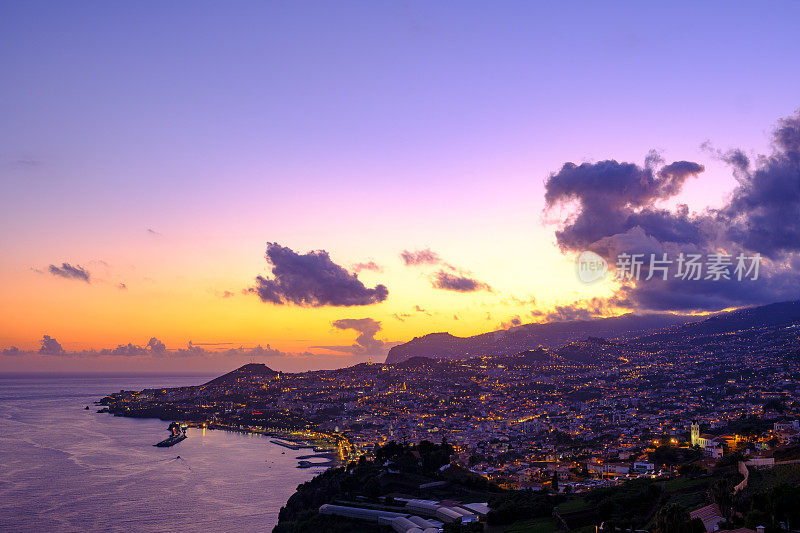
[{"x1": 1, "y1": 2, "x2": 799, "y2": 372}]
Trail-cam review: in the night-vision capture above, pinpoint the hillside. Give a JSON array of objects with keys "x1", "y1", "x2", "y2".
[
  {"x1": 385, "y1": 313, "x2": 691, "y2": 364},
  {"x1": 200, "y1": 362, "x2": 278, "y2": 387}
]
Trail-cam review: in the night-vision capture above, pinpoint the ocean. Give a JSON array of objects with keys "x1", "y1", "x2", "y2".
[{"x1": 0, "y1": 374, "x2": 327, "y2": 532}]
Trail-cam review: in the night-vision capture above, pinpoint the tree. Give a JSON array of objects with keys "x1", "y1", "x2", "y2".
[
  {"x1": 655, "y1": 503, "x2": 691, "y2": 533},
  {"x1": 768, "y1": 483, "x2": 800, "y2": 530},
  {"x1": 551, "y1": 471, "x2": 559, "y2": 492},
  {"x1": 710, "y1": 479, "x2": 733, "y2": 519}
]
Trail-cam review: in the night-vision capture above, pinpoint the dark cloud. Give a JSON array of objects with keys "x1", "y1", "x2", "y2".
[
  {"x1": 501, "y1": 315, "x2": 523, "y2": 329},
  {"x1": 544, "y1": 298, "x2": 614, "y2": 322},
  {"x1": 39, "y1": 335, "x2": 65, "y2": 355},
  {"x1": 724, "y1": 112, "x2": 800, "y2": 258},
  {"x1": 250, "y1": 243, "x2": 388, "y2": 307},
  {"x1": 400, "y1": 248, "x2": 442, "y2": 266},
  {"x1": 352, "y1": 261, "x2": 383, "y2": 273},
  {"x1": 315, "y1": 318, "x2": 396, "y2": 355},
  {"x1": 432, "y1": 270, "x2": 492, "y2": 292},
  {"x1": 147, "y1": 228, "x2": 161, "y2": 236},
  {"x1": 543, "y1": 111, "x2": 800, "y2": 312},
  {"x1": 333, "y1": 318, "x2": 383, "y2": 352},
  {"x1": 48, "y1": 263, "x2": 90, "y2": 283},
  {"x1": 544, "y1": 154, "x2": 705, "y2": 251}
]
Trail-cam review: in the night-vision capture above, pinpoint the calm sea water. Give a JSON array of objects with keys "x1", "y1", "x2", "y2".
[{"x1": 0, "y1": 375, "x2": 327, "y2": 533}]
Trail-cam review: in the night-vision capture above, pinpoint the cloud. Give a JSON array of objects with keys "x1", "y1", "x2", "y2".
[
  {"x1": 48, "y1": 263, "x2": 90, "y2": 283},
  {"x1": 543, "y1": 298, "x2": 615, "y2": 322},
  {"x1": 724, "y1": 112, "x2": 800, "y2": 258},
  {"x1": 39, "y1": 335, "x2": 65, "y2": 355},
  {"x1": 431, "y1": 270, "x2": 492, "y2": 292},
  {"x1": 118, "y1": 282, "x2": 127, "y2": 290},
  {"x1": 315, "y1": 318, "x2": 397, "y2": 355},
  {"x1": 392, "y1": 313, "x2": 411, "y2": 322},
  {"x1": 147, "y1": 337, "x2": 167, "y2": 355},
  {"x1": 400, "y1": 248, "x2": 442, "y2": 266},
  {"x1": 15, "y1": 334, "x2": 294, "y2": 359},
  {"x1": 217, "y1": 344, "x2": 291, "y2": 358},
  {"x1": 414, "y1": 305, "x2": 431, "y2": 315},
  {"x1": 249, "y1": 243, "x2": 389, "y2": 307},
  {"x1": 221, "y1": 290, "x2": 235, "y2": 298},
  {"x1": 352, "y1": 261, "x2": 383, "y2": 273},
  {"x1": 502, "y1": 295, "x2": 538, "y2": 306},
  {"x1": 544, "y1": 152, "x2": 705, "y2": 252},
  {"x1": 500, "y1": 315, "x2": 523, "y2": 329},
  {"x1": 147, "y1": 228, "x2": 161, "y2": 236},
  {"x1": 9, "y1": 158, "x2": 41, "y2": 168},
  {"x1": 99, "y1": 343, "x2": 150, "y2": 356},
  {"x1": 542, "y1": 111, "x2": 800, "y2": 312}
]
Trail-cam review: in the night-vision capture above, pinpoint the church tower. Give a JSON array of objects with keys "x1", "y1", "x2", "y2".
[{"x1": 691, "y1": 422, "x2": 700, "y2": 446}]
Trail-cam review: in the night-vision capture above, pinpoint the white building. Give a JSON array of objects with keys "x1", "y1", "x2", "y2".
[{"x1": 691, "y1": 422, "x2": 723, "y2": 458}]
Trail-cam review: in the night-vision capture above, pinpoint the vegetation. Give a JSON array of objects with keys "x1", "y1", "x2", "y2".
[
  {"x1": 486, "y1": 491, "x2": 556, "y2": 526},
  {"x1": 274, "y1": 440, "x2": 800, "y2": 533},
  {"x1": 273, "y1": 440, "x2": 497, "y2": 533}
]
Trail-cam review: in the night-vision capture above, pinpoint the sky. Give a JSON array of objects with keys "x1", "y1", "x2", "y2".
[{"x1": 2, "y1": 1, "x2": 800, "y2": 373}]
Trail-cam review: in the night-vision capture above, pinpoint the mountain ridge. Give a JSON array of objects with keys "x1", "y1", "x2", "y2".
[{"x1": 385, "y1": 301, "x2": 800, "y2": 364}]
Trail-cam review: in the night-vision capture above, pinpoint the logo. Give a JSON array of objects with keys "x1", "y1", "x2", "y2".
[{"x1": 576, "y1": 250, "x2": 608, "y2": 283}]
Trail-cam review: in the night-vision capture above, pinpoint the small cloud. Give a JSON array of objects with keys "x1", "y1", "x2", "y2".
[
  {"x1": 48, "y1": 263, "x2": 90, "y2": 283},
  {"x1": 431, "y1": 270, "x2": 491, "y2": 292},
  {"x1": 414, "y1": 305, "x2": 432, "y2": 316},
  {"x1": 352, "y1": 261, "x2": 384, "y2": 273},
  {"x1": 2, "y1": 346, "x2": 23, "y2": 356},
  {"x1": 147, "y1": 228, "x2": 161, "y2": 236},
  {"x1": 39, "y1": 335, "x2": 65, "y2": 355},
  {"x1": 118, "y1": 282, "x2": 127, "y2": 290},
  {"x1": 221, "y1": 290, "x2": 235, "y2": 298},
  {"x1": 147, "y1": 337, "x2": 167, "y2": 355},
  {"x1": 400, "y1": 248, "x2": 441, "y2": 266},
  {"x1": 392, "y1": 313, "x2": 411, "y2": 322},
  {"x1": 9, "y1": 158, "x2": 41, "y2": 168},
  {"x1": 314, "y1": 318, "x2": 398, "y2": 355},
  {"x1": 453, "y1": 314, "x2": 460, "y2": 321},
  {"x1": 500, "y1": 315, "x2": 523, "y2": 329},
  {"x1": 503, "y1": 295, "x2": 538, "y2": 306}
]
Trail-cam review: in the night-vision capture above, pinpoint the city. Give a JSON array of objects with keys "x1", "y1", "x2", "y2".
[{"x1": 101, "y1": 301, "x2": 800, "y2": 532}]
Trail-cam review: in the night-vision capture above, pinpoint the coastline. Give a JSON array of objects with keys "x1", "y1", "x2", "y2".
[{"x1": 98, "y1": 408, "x2": 341, "y2": 469}]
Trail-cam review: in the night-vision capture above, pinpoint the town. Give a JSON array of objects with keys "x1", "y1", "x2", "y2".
[{"x1": 101, "y1": 305, "x2": 800, "y2": 532}]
